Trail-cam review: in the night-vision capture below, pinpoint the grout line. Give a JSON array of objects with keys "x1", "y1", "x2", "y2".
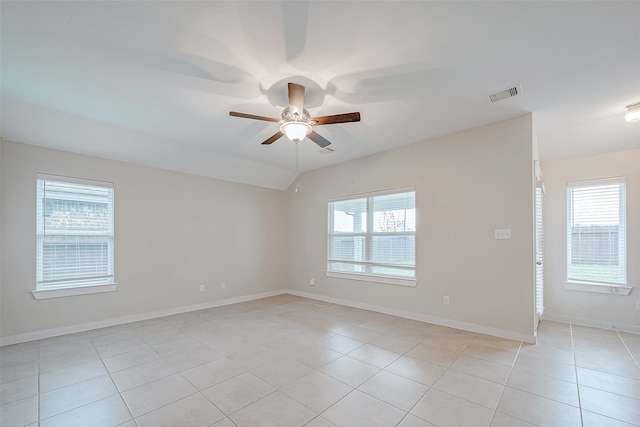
[
  {"x1": 487, "y1": 340, "x2": 523, "y2": 426},
  {"x1": 616, "y1": 329, "x2": 640, "y2": 370},
  {"x1": 570, "y1": 323, "x2": 585, "y2": 427}
]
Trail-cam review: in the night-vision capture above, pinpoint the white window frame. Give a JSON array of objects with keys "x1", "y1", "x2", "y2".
[
  {"x1": 33, "y1": 173, "x2": 117, "y2": 299},
  {"x1": 327, "y1": 187, "x2": 417, "y2": 287},
  {"x1": 565, "y1": 177, "x2": 630, "y2": 295}
]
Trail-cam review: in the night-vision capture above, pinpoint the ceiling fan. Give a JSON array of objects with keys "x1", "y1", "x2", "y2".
[{"x1": 229, "y1": 82, "x2": 360, "y2": 148}]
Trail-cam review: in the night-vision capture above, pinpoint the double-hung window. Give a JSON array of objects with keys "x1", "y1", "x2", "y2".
[
  {"x1": 35, "y1": 174, "x2": 115, "y2": 298},
  {"x1": 566, "y1": 178, "x2": 627, "y2": 292},
  {"x1": 327, "y1": 188, "x2": 416, "y2": 286}
]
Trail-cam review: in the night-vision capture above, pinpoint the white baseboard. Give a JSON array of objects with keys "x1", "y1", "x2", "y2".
[
  {"x1": 0, "y1": 290, "x2": 285, "y2": 346},
  {"x1": 286, "y1": 289, "x2": 537, "y2": 343},
  {"x1": 542, "y1": 313, "x2": 640, "y2": 335}
]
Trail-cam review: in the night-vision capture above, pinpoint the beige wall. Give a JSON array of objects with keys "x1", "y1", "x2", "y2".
[
  {"x1": 0, "y1": 141, "x2": 287, "y2": 340},
  {"x1": 542, "y1": 149, "x2": 640, "y2": 332},
  {"x1": 286, "y1": 115, "x2": 537, "y2": 341}
]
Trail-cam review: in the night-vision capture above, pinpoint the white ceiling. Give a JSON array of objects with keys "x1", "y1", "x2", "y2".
[{"x1": 2, "y1": 1, "x2": 640, "y2": 190}]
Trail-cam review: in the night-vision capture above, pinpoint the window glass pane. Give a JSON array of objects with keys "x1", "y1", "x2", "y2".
[
  {"x1": 372, "y1": 192, "x2": 416, "y2": 232},
  {"x1": 329, "y1": 236, "x2": 365, "y2": 261},
  {"x1": 371, "y1": 235, "x2": 415, "y2": 266},
  {"x1": 331, "y1": 198, "x2": 366, "y2": 233},
  {"x1": 37, "y1": 177, "x2": 114, "y2": 289},
  {"x1": 567, "y1": 181, "x2": 625, "y2": 285},
  {"x1": 328, "y1": 189, "x2": 416, "y2": 282}
]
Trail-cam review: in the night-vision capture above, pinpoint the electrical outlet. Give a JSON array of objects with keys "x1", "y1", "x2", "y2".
[
  {"x1": 221, "y1": 282, "x2": 226, "y2": 290},
  {"x1": 443, "y1": 296, "x2": 450, "y2": 306},
  {"x1": 309, "y1": 278, "x2": 315, "y2": 286},
  {"x1": 199, "y1": 284, "x2": 205, "y2": 292}
]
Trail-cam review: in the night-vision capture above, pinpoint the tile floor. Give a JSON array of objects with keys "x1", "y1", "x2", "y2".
[{"x1": 1, "y1": 294, "x2": 639, "y2": 427}]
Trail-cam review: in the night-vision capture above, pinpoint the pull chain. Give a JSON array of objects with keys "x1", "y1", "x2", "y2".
[{"x1": 294, "y1": 141, "x2": 299, "y2": 192}]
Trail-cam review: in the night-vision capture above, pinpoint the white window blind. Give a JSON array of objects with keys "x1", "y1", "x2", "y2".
[
  {"x1": 36, "y1": 174, "x2": 115, "y2": 290},
  {"x1": 566, "y1": 178, "x2": 626, "y2": 286},
  {"x1": 328, "y1": 189, "x2": 416, "y2": 281}
]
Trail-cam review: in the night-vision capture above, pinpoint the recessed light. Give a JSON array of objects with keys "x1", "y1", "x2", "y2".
[{"x1": 624, "y1": 102, "x2": 640, "y2": 123}]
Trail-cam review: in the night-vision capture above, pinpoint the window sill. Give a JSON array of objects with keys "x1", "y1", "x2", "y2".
[
  {"x1": 564, "y1": 282, "x2": 632, "y2": 295},
  {"x1": 32, "y1": 283, "x2": 118, "y2": 300},
  {"x1": 326, "y1": 271, "x2": 417, "y2": 287}
]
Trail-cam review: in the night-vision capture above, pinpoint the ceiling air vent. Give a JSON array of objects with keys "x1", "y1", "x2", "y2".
[{"x1": 489, "y1": 85, "x2": 521, "y2": 103}]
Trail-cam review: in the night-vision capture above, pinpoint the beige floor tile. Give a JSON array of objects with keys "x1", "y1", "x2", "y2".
[
  {"x1": 489, "y1": 412, "x2": 535, "y2": 426},
  {"x1": 202, "y1": 372, "x2": 275, "y2": 415},
  {"x1": 182, "y1": 357, "x2": 246, "y2": 390},
  {"x1": 397, "y1": 414, "x2": 437, "y2": 426},
  {"x1": 0, "y1": 375, "x2": 38, "y2": 405},
  {"x1": 120, "y1": 373, "x2": 197, "y2": 417},
  {"x1": 385, "y1": 355, "x2": 446, "y2": 386},
  {"x1": 511, "y1": 353, "x2": 576, "y2": 383},
  {"x1": 461, "y1": 343, "x2": 518, "y2": 366},
  {"x1": 574, "y1": 349, "x2": 640, "y2": 379},
  {"x1": 358, "y1": 370, "x2": 428, "y2": 411},
  {"x1": 450, "y1": 354, "x2": 511, "y2": 385},
  {"x1": 348, "y1": 344, "x2": 401, "y2": 369},
  {"x1": 517, "y1": 342, "x2": 575, "y2": 365},
  {"x1": 406, "y1": 343, "x2": 463, "y2": 368},
  {"x1": 0, "y1": 343, "x2": 38, "y2": 367},
  {"x1": 39, "y1": 374, "x2": 118, "y2": 419},
  {"x1": 95, "y1": 337, "x2": 150, "y2": 358},
  {"x1": 135, "y1": 392, "x2": 225, "y2": 427},
  {"x1": 320, "y1": 335, "x2": 366, "y2": 354},
  {"x1": 0, "y1": 395, "x2": 38, "y2": 427},
  {"x1": 250, "y1": 358, "x2": 314, "y2": 388},
  {"x1": 579, "y1": 385, "x2": 640, "y2": 425},
  {"x1": 165, "y1": 346, "x2": 229, "y2": 372},
  {"x1": 212, "y1": 417, "x2": 241, "y2": 427},
  {"x1": 322, "y1": 389, "x2": 406, "y2": 427},
  {"x1": 102, "y1": 347, "x2": 161, "y2": 373},
  {"x1": 39, "y1": 394, "x2": 131, "y2": 427},
  {"x1": 0, "y1": 359, "x2": 38, "y2": 384},
  {"x1": 577, "y1": 367, "x2": 640, "y2": 400},
  {"x1": 338, "y1": 326, "x2": 383, "y2": 343},
  {"x1": 320, "y1": 356, "x2": 380, "y2": 387},
  {"x1": 496, "y1": 386, "x2": 582, "y2": 426},
  {"x1": 506, "y1": 366, "x2": 579, "y2": 406},
  {"x1": 281, "y1": 371, "x2": 352, "y2": 414},
  {"x1": 150, "y1": 335, "x2": 209, "y2": 358},
  {"x1": 370, "y1": 334, "x2": 420, "y2": 354},
  {"x1": 39, "y1": 359, "x2": 108, "y2": 393},
  {"x1": 305, "y1": 416, "x2": 338, "y2": 427},
  {"x1": 291, "y1": 344, "x2": 343, "y2": 370},
  {"x1": 111, "y1": 358, "x2": 177, "y2": 392},
  {"x1": 433, "y1": 369, "x2": 504, "y2": 409},
  {"x1": 39, "y1": 346, "x2": 101, "y2": 374},
  {"x1": 230, "y1": 391, "x2": 316, "y2": 426},
  {"x1": 582, "y1": 409, "x2": 638, "y2": 427},
  {"x1": 410, "y1": 388, "x2": 494, "y2": 427}
]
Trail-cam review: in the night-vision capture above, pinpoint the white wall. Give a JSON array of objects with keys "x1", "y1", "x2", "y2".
[
  {"x1": 0, "y1": 141, "x2": 287, "y2": 341},
  {"x1": 542, "y1": 148, "x2": 640, "y2": 333},
  {"x1": 286, "y1": 115, "x2": 537, "y2": 341}
]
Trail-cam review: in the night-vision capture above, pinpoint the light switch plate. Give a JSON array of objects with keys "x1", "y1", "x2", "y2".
[{"x1": 495, "y1": 229, "x2": 512, "y2": 240}]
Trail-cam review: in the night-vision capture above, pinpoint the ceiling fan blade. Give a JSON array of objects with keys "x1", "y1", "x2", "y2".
[
  {"x1": 261, "y1": 131, "x2": 284, "y2": 145},
  {"x1": 308, "y1": 130, "x2": 331, "y2": 148},
  {"x1": 229, "y1": 111, "x2": 279, "y2": 122},
  {"x1": 288, "y1": 82, "x2": 305, "y2": 116},
  {"x1": 311, "y1": 112, "x2": 361, "y2": 125}
]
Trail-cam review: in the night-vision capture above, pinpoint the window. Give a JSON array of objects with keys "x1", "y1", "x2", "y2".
[
  {"x1": 566, "y1": 178, "x2": 626, "y2": 289},
  {"x1": 327, "y1": 188, "x2": 416, "y2": 286},
  {"x1": 35, "y1": 174, "x2": 115, "y2": 297}
]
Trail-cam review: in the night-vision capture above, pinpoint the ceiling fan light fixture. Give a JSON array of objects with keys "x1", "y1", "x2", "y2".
[
  {"x1": 280, "y1": 121, "x2": 311, "y2": 143},
  {"x1": 624, "y1": 102, "x2": 640, "y2": 123}
]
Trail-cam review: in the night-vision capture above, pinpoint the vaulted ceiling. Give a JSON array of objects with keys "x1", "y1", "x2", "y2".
[{"x1": 2, "y1": 1, "x2": 639, "y2": 189}]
